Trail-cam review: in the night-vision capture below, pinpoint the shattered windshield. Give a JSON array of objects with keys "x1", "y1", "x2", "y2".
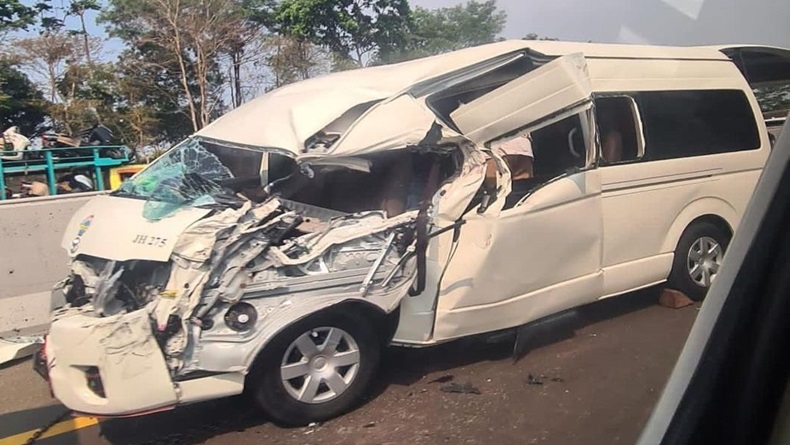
[{"x1": 116, "y1": 138, "x2": 264, "y2": 220}]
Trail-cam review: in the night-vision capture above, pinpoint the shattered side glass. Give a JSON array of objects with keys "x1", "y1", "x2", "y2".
[{"x1": 117, "y1": 138, "x2": 236, "y2": 220}]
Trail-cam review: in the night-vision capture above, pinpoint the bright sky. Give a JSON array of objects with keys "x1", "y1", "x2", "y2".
[
  {"x1": 7, "y1": 0, "x2": 789, "y2": 92},
  {"x1": 413, "y1": 0, "x2": 790, "y2": 47},
  {"x1": 12, "y1": 0, "x2": 790, "y2": 60}
]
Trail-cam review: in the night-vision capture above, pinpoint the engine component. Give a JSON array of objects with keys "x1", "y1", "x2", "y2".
[{"x1": 224, "y1": 303, "x2": 258, "y2": 332}]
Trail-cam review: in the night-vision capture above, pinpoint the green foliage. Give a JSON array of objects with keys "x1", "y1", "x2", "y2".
[
  {"x1": 1, "y1": 0, "x2": 532, "y2": 149},
  {"x1": 112, "y1": 47, "x2": 196, "y2": 144},
  {"x1": 388, "y1": 0, "x2": 506, "y2": 62},
  {"x1": 68, "y1": 0, "x2": 100, "y2": 17},
  {"x1": 523, "y1": 33, "x2": 559, "y2": 41},
  {"x1": 101, "y1": 0, "x2": 244, "y2": 136},
  {"x1": 272, "y1": 0, "x2": 411, "y2": 66},
  {"x1": 0, "y1": 0, "x2": 50, "y2": 33},
  {"x1": 0, "y1": 59, "x2": 47, "y2": 135},
  {"x1": 754, "y1": 83, "x2": 790, "y2": 114}
]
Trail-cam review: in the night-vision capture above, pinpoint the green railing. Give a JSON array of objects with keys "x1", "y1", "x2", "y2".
[{"x1": 0, "y1": 145, "x2": 131, "y2": 200}]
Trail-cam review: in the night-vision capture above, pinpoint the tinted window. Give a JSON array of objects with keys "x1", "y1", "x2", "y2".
[
  {"x1": 530, "y1": 113, "x2": 587, "y2": 178},
  {"x1": 639, "y1": 90, "x2": 760, "y2": 160},
  {"x1": 595, "y1": 96, "x2": 642, "y2": 164}
]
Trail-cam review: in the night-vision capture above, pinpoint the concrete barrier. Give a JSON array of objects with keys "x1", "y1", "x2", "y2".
[{"x1": 0, "y1": 192, "x2": 104, "y2": 335}]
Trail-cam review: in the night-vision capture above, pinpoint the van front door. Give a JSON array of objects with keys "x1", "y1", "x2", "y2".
[{"x1": 432, "y1": 53, "x2": 604, "y2": 341}]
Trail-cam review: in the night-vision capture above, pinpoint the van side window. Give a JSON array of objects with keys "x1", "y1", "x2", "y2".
[
  {"x1": 595, "y1": 96, "x2": 643, "y2": 164},
  {"x1": 496, "y1": 112, "x2": 590, "y2": 209},
  {"x1": 639, "y1": 90, "x2": 761, "y2": 160}
]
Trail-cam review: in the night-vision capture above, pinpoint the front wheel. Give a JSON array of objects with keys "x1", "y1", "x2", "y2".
[
  {"x1": 248, "y1": 311, "x2": 381, "y2": 426},
  {"x1": 667, "y1": 221, "x2": 730, "y2": 301}
]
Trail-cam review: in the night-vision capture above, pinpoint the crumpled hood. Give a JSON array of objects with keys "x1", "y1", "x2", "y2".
[{"x1": 62, "y1": 195, "x2": 211, "y2": 262}]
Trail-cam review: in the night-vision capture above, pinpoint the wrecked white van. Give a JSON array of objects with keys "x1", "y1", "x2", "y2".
[{"x1": 39, "y1": 41, "x2": 781, "y2": 425}]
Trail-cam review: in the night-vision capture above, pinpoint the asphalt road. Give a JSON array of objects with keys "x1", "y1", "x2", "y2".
[{"x1": 0, "y1": 288, "x2": 698, "y2": 445}]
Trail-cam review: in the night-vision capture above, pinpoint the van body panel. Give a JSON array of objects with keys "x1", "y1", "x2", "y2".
[
  {"x1": 586, "y1": 58, "x2": 751, "y2": 92},
  {"x1": 600, "y1": 253, "x2": 674, "y2": 300},
  {"x1": 451, "y1": 53, "x2": 592, "y2": 146},
  {"x1": 433, "y1": 171, "x2": 604, "y2": 340},
  {"x1": 40, "y1": 40, "x2": 782, "y2": 417}
]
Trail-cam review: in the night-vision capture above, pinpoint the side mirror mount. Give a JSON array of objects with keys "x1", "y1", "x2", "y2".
[{"x1": 477, "y1": 190, "x2": 495, "y2": 214}]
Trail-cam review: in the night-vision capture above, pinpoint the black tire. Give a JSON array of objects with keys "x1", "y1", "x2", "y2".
[
  {"x1": 248, "y1": 310, "x2": 381, "y2": 426},
  {"x1": 667, "y1": 221, "x2": 731, "y2": 301}
]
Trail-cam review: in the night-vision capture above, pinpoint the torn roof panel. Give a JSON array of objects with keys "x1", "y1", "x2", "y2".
[
  {"x1": 195, "y1": 40, "x2": 746, "y2": 158},
  {"x1": 196, "y1": 41, "x2": 532, "y2": 156},
  {"x1": 315, "y1": 95, "x2": 439, "y2": 158},
  {"x1": 452, "y1": 53, "x2": 592, "y2": 146}
]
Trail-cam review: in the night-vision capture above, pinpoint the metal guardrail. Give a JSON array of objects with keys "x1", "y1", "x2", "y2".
[{"x1": 0, "y1": 145, "x2": 131, "y2": 199}]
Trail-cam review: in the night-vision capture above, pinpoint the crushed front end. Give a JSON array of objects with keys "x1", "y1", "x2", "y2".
[{"x1": 44, "y1": 193, "x2": 420, "y2": 416}]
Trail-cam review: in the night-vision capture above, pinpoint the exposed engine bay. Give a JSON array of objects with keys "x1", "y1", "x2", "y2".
[{"x1": 51, "y1": 141, "x2": 463, "y2": 378}]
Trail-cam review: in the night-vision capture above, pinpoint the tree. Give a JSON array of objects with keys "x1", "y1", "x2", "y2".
[
  {"x1": 113, "y1": 47, "x2": 197, "y2": 144},
  {"x1": 754, "y1": 84, "x2": 790, "y2": 114},
  {"x1": 389, "y1": 0, "x2": 506, "y2": 62},
  {"x1": 523, "y1": 33, "x2": 559, "y2": 41},
  {"x1": 0, "y1": 60, "x2": 47, "y2": 135},
  {"x1": 101, "y1": 0, "x2": 247, "y2": 131},
  {"x1": 264, "y1": 34, "x2": 329, "y2": 89},
  {"x1": 272, "y1": 0, "x2": 411, "y2": 67},
  {"x1": 67, "y1": 0, "x2": 101, "y2": 71},
  {"x1": 0, "y1": 0, "x2": 50, "y2": 35},
  {"x1": 13, "y1": 33, "x2": 81, "y2": 103},
  {"x1": 223, "y1": 0, "x2": 278, "y2": 106}
]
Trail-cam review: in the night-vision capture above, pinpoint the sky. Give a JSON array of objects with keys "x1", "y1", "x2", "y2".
[
  {"x1": 12, "y1": 0, "x2": 790, "y2": 60},
  {"x1": 413, "y1": 0, "x2": 790, "y2": 48}
]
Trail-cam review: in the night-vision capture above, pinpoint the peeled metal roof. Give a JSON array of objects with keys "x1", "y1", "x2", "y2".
[{"x1": 196, "y1": 40, "x2": 772, "y2": 157}]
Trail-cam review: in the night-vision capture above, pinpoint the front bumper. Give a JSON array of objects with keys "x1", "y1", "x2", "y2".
[
  {"x1": 44, "y1": 308, "x2": 245, "y2": 416},
  {"x1": 33, "y1": 345, "x2": 48, "y2": 380},
  {"x1": 46, "y1": 308, "x2": 179, "y2": 416}
]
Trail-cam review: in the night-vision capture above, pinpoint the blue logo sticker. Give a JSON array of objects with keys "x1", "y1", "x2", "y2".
[{"x1": 70, "y1": 214, "x2": 94, "y2": 254}]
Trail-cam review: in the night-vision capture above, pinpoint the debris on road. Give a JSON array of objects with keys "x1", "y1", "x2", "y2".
[
  {"x1": 440, "y1": 382, "x2": 481, "y2": 395},
  {"x1": 363, "y1": 422, "x2": 376, "y2": 428},
  {"x1": 428, "y1": 374, "x2": 454, "y2": 384},
  {"x1": 0, "y1": 336, "x2": 43, "y2": 365},
  {"x1": 304, "y1": 422, "x2": 322, "y2": 435},
  {"x1": 658, "y1": 288, "x2": 694, "y2": 309},
  {"x1": 527, "y1": 374, "x2": 544, "y2": 385}
]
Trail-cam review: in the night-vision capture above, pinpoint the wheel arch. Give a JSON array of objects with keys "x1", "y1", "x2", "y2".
[
  {"x1": 661, "y1": 198, "x2": 738, "y2": 254},
  {"x1": 243, "y1": 298, "x2": 398, "y2": 374}
]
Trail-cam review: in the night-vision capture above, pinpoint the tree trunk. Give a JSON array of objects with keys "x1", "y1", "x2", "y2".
[
  {"x1": 165, "y1": 0, "x2": 200, "y2": 132},
  {"x1": 78, "y1": 12, "x2": 93, "y2": 77},
  {"x1": 195, "y1": 44, "x2": 210, "y2": 129},
  {"x1": 233, "y1": 50, "x2": 242, "y2": 107}
]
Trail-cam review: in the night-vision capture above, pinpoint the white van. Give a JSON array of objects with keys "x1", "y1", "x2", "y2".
[{"x1": 39, "y1": 41, "x2": 781, "y2": 425}]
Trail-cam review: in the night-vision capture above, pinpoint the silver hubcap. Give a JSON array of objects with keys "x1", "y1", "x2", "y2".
[
  {"x1": 687, "y1": 236, "x2": 723, "y2": 288},
  {"x1": 280, "y1": 327, "x2": 361, "y2": 404}
]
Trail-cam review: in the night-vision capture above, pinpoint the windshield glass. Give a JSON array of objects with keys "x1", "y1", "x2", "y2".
[{"x1": 116, "y1": 138, "x2": 264, "y2": 220}]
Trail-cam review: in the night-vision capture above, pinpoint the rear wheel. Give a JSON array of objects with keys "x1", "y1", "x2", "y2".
[
  {"x1": 248, "y1": 310, "x2": 380, "y2": 426},
  {"x1": 668, "y1": 221, "x2": 730, "y2": 301}
]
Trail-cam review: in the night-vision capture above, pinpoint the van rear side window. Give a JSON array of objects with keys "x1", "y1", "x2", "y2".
[{"x1": 639, "y1": 90, "x2": 761, "y2": 160}]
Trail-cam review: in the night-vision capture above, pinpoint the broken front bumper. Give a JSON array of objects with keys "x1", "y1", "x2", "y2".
[
  {"x1": 33, "y1": 345, "x2": 48, "y2": 380},
  {"x1": 45, "y1": 308, "x2": 245, "y2": 416},
  {"x1": 46, "y1": 309, "x2": 179, "y2": 415}
]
